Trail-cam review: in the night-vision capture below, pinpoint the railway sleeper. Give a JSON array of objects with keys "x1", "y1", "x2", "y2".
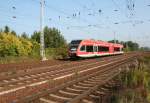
[
  {"x1": 82, "y1": 99, "x2": 94, "y2": 103},
  {"x1": 94, "y1": 91, "x2": 107, "y2": 95},
  {"x1": 90, "y1": 90, "x2": 105, "y2": 96},
  {"x1": 78, "y1": 82, "x2": 94, "y2": 87},
  {"x1": 48, "y1": 93, "x2": 72, "y2": 102},
  {"x1": 87, "y1": 78, "x2": 102, "y2": 83},
  {"x1": 73, "y1": 84, "x2": 90, "y2": 90},
  {"x1": 83, "y1": 80, "x2": 101, "y2": 84},
  {"x1": 89, "y1": 94, "x2": 100, "y2": 99},
  {"x1": 0, "y1": 86, "x2": 3, "y2": 90},
  {"x1": 40, "y1": 95, "x2": 64, "y2": 103},
  {"x1": 90, "y1": 76, "x2": 103, "y2": 80},
  {"x1": 99, "y1": 87, "x2": 111, "y2": 92},
  {"x1": 11, "y1": 78, "x2": 18, "y2": 81},
  {"x1": 75, "y1": 83, "x2": 92, "y2": 88},
  {"x1": 87, "y1": 78, "x2": 102, "y2": 81},
  {"x1": 66, "y1": 87, "x2": 84, "y2": 94},
  {"x1": 40, "y1": 97, "x2": 59, "y2": 103},
  {"x1": 0, "y1": 75, "x2": 40, "y2": 87},
  {"x1": 55, "y1": 90, "x2": 76, "y2": 98},
  {"x1": 59, "y1": 90, "x2": 79, "y2": 97},
  {"x1": 81, "y1": 96, "x2": 97, "y2": 103}
]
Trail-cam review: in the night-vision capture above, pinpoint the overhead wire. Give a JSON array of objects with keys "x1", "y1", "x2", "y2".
[
  {"x1": 111, "y1": 0, "x2": 128, "y2": 17},
  {"x1": 33, "y1": 0, "x2": 93, "y2": 30},
  {"x1": 70, "y1": 0, "x2": 107, "y2": 29},
  {"x1": 42, "y1": 0, "x2": 104, "y2": 33}
]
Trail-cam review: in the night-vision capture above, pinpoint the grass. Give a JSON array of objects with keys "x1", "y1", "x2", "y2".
[
  {"x1": 0, "y1": 56, "x2": 40, "y2": 64},
  {"x1": 108, "y1": 55, "x2": 150, "y2": 103}
]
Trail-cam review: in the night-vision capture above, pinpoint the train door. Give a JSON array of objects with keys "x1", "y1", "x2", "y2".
[{"x1": 93, "y1": 44, "x2": 98, "y2": 56}]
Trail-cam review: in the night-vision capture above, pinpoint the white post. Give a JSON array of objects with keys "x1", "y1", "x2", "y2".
[
  {"x1": 114, "y1": 31, "x2": 116, "y2": 44},
  {"x1": 40, "y1": 0, "x2": 47, "y2": 61}
]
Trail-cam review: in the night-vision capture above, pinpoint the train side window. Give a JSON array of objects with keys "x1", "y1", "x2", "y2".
[
  {"x1": 86, "y1": 46, "x2": 93, "y2": 52},
  {"x1": 114, "y1": 47, "x2": 120, "y2": 51},
  {"x1": 98, "y1": 46, "x2": 109, "y2": 52},
  {"x1": 80, "y1": 45, "x2": 85, "y2": 51}
]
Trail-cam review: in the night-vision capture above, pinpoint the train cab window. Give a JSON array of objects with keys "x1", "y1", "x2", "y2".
[
  {"x1": 80, "y1": 45, "x2": 86, "y2": 51},
  {"x1": 98, "y1": 46, "x2": 109, "y2": 52},
  {"x1": 86, "y1": 46, "x2": 93, "y2": 52},
  {"x1": 69, "y1": 46, "x2": 78, "y2": 51}
]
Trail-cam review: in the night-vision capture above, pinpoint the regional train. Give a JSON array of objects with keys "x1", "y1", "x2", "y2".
[{"x1": 68, "y1": 39, "x2": 124, "y2": 58}]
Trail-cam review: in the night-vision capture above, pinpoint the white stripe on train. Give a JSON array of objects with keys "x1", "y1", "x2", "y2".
[{"x1": 77, "y1": 52, "x2": 124, "y2": 57}]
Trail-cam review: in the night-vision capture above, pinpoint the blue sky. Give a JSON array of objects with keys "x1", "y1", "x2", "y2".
[{"x1": 0, "y1": 0, "x2": 150, "y2": 47}]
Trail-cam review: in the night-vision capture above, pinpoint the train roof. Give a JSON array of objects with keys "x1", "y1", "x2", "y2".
[
  {"x1": 70, "y1": 40, "x2": 82, "y2": 45},
  {"x1": 70, "y1": 39, "x2": 123, "y2": 47}
]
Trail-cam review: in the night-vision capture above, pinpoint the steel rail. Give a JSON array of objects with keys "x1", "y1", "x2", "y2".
[{"x1": 13, "y1": 55, "x2": 136, "y2": 103}]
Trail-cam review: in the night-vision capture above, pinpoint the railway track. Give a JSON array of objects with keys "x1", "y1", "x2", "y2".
[
  {"x1": 12, "y1": 54, "x2": 136, "y2": 103},
  {"x1": 0, "y1": 55, "x2": 123, "y2": 74},
  {"x1": 79, "y1": 78, "x2": 121, "y2": 103},
  {"x1": 0, "y1": 53, "x2": 139, "y2": 103},
  {"x1": 0, "y1": 55, "x2": 126, "y2": 92},
  {"x1": 38, "y1": 70, "x2": 118, "y2": 103}
]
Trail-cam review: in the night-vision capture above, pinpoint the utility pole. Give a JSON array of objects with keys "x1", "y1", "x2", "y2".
[
  {"x1": 40, "y1": 0, "x2": 47, "y2": 61},
  {"x1": 114, "y1": 31, "x2": 116, "y2": 44}
]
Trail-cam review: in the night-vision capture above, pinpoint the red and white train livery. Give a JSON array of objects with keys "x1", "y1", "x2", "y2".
[{"x1": 69, "y1": 39, "x2": 123, "y2": 58}]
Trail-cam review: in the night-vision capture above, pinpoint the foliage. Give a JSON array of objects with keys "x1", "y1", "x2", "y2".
[
  {"x1": 31, "y1": 26, "x2": 68, "y2": 59},
  {"x1": 45, "y1": 45, "x2": 68, "y2": 59},
  {"x1": 140, "y1": 47, "x2": 150, "y2": 51},
  {"x1": 112, "y1": 56, "x2": 150, "y2": 103},
  {"x1": 31, "y1": 26, "x2": 67, "y2": 48},
  {"x1": 55, "y1": 45, "x2": 68, "y2": 59},
  {"x1": 4, "y1": 26, "x2": 10, "y2": 33},
  {"x1": 0, "y1": 26, "x2": 68, "y2": 61},
  {"x1": 30, "y1": 40, "x2": 40, "y2": 57},
  {"x1": 31, "y1": 31, "x2": 40, "y2": 43},
  {"x1": 21, "y1": 32, "x2": 29, "y2": 39},
  {"x1": 0, "y1": 32, "x2": 34, "y2": 57},
  {"x1": 11, "y1": 30, "x2": 17, "y2": 36},
  {"x1": 108, "y1": 40, "x2": 139, "y2": 51}
]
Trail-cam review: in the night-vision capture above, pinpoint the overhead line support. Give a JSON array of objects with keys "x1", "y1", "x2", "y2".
[{"x1": 40, "y1": 0, "x2": 47, "y2": 61}]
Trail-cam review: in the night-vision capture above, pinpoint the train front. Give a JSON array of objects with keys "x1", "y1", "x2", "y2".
[{"x1": 68, "y1": 40, "x2": 82, "y2": 58}]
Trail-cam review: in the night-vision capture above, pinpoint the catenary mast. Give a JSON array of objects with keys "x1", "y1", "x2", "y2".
[{"x1": 40, "y1": 0, "x2": 47, "y2": 61}]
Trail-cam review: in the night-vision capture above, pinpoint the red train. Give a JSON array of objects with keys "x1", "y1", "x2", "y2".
[{"x1": 68, "y1": 39, "x2": 124, "y2": 58}]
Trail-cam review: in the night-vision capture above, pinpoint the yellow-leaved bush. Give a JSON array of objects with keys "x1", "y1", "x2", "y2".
[{"x1": 0, "y1": 32, "x2": 39, "y2": 57}]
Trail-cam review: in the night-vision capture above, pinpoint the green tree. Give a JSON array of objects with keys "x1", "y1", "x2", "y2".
[
  {"x1": 125, "y1": 41, "x2": 139, "y2": 51},
  {"x1": 31, "y1": 26, "x2": 67, "y2": 48},
  {"x1": 11, "y1": 30, "x2": 17, "y2": 36},
  {"x1": 140, "y1": 47, "x2": 150, "y2": 51},
  {"x1": 21, "y1": 32, "x2": 29, "y2": 39},
  {"x1": 31, "y1": 31, "x2": 40, "y2": 43},
  {"x1": 108, "y1": 40, "x2": 120, "y2": 44},
  {"x1": 0, "y1": 29, "x2": 2, "y2": 33},
  {"x1": 4, "y1": 26, "x2": 10, "y2": 33},
  {"x1": 44, "y1": 26, "x2": 66, "y2": 48},
  {"x1": 108, "y1": 40, "x2": 139, "y2": 51}
]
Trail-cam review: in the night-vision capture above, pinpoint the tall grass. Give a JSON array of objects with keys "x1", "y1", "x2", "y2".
[{"x1": 109, "y1": 56, "x2": 150, "y2": 103}]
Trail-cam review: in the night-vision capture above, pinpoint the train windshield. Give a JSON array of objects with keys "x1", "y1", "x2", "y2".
[
  {"x1": 69, "y1": 45, "x2": 78, "y2": 51},
  {"x1": 69, "y1": 40, "x2": 82, "y2": 51}
]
